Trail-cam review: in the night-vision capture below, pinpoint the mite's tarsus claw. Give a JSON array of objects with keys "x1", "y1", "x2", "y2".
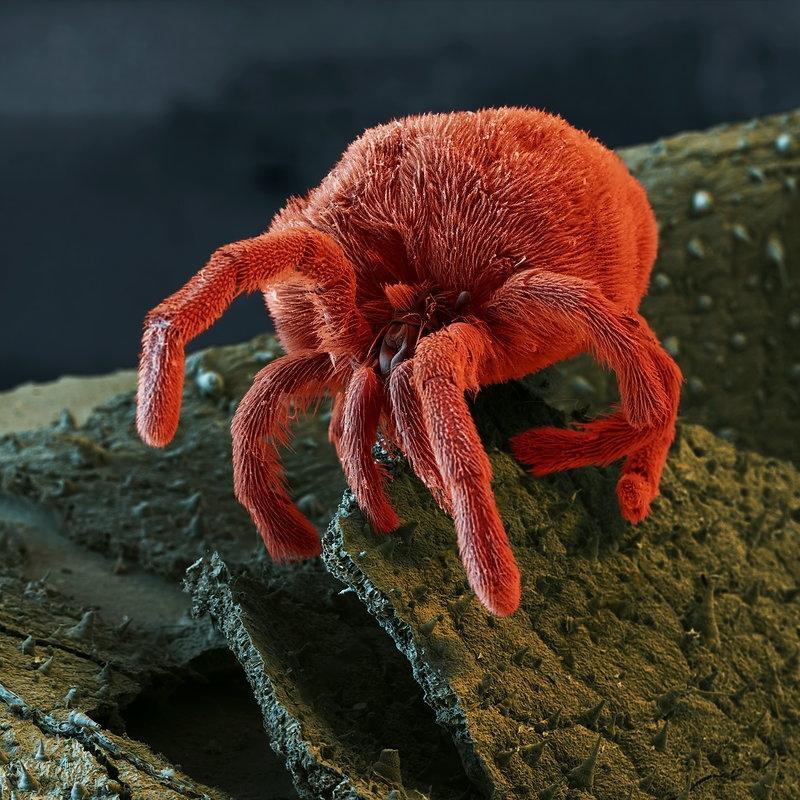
[
  {"x1": 616, "y1": 472, "x2": 653, "y2": 524},
  {"x1": 472, "y1": 559, "x2": 522, "y2": 617}
]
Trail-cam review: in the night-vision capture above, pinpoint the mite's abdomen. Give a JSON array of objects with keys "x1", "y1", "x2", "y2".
[{"x1": 271, "y1": 107, "x2": 657, "y2": 312}]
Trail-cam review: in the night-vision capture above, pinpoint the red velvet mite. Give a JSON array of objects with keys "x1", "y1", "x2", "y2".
[{"x1": 136, "y1": 107, "x2": 682, "y2": 616}]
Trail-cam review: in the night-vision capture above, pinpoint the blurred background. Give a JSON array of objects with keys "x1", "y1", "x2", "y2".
[{"x1": 1, "y1": 0, "x2": 799, "y2": 390}]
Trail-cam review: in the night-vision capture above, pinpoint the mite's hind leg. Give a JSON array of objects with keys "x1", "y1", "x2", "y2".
[
  {"x1": 484, "y1": 270, "x2": 681, "y2": 522},
  {"x1": 137, "y1": 228, "x2": 370, "y2": 447}
]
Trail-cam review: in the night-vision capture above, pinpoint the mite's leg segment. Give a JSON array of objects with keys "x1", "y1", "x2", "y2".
[
  {"x1": 486, "y1": 270, "x2": 682, "y2": 523},
  {"x1": 615, "y1": 328, "x2": 681, "y2": 521},
  {"x1": 513, "y1": 414, "x2": 643, "y2": 473},
  {"x1": 136, "y1": 228, "x2": 371, "y2": 447},
  {"x1": 327, "y1": 393, "x2": 345, "y2": 449},
  {"x1": 488, "y1": 269, "x2": 671, "y2": 429},
  {"x1": 388, "y1": 360, "x2": 451, "y2": 514},
  {"x1": 413, "y1": 322, "x2": 521, "y2": 616},
  {"x1": 336, "y1": 366, "x2": 400, "y2": 533},
  {"x1": 616, "y1": 428, "x2": 676, "y2": 522},
  {"x1": 231, "y1": 351, "x2": 334, "y2": 562}
]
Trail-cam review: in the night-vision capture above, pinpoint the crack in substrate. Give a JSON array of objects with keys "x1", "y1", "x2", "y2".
[
  {"x1": 188, "y1": 557, "x2": 351, "y2": 799},
  {"x1": 188, "y1": 551, "x2": 477, "y2": 800},
  {"x1": 321, "y1": 492, "x2": 495, "y2": 799}
]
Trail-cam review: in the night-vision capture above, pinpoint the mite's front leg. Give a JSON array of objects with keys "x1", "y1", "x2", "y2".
[
  {"x1": 388, "y1": 360, "x2": 451, "y2": 514},
  {"x1": 136, "y1": 228, "x2": 371, "y2": 448},
  {"x1": 335, "y1": 365, "x2": 399, "y2": 534}
]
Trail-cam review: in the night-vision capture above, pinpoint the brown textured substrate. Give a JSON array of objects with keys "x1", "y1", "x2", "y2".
[
  {"x1": 323, "y1": 381, "x2": 800, "y2": 799},
  {"x1": 0, "y1": 553, "x2": 228, "y2": 800}
]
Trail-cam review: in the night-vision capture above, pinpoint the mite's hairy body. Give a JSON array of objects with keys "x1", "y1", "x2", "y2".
[
  {"x1": 270, "y1": 109, "x2": 655, "y2": 372},
  {"x1": 136, "y1": 108, "x2": 682, "y2": 616}
]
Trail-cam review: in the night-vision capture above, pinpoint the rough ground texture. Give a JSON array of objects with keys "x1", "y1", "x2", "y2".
[
  {"x1": 0, "y1": 547, "x2": 227, "y2": 799},
  {"x1": 552, "y1": 108, "x2": 799, "y2": 463},
  {"x1": 324, "y1": 380, "x2": 800, "y2": 800},
  {"x1": 189, "y1": 554, "x2": 476, "y2": 800},
  {"x1": 0, "y1": 336, "x2": 324, "y2": 799},
  {"x1": 0, "y1": 109, "x2": 798, "y2": 799}
]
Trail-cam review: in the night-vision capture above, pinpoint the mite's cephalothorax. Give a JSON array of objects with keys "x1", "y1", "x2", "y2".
[{"x1": 136, "y1": 108, "x2": 682, "y2": 616}]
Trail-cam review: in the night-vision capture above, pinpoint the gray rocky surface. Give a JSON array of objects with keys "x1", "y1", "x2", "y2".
[{"x1": 188, "y1": 554, "x2": 475, "y2": 800}]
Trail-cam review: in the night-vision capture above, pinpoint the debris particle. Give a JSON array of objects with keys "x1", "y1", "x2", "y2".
[
  {"x1": 730, "y1": 332, "x2": 748, "y2": 351},
  {"x1": 732, "y1": 223, "x2": 752, "y2": 242},
  {"x1": 65, "y1": 610, "x2": 95, "y2": 640},
  {"x1": 652, "y1": 272, "x2": 671, "y2": 291},
  {"x1": 690, "y1": 189, "x2": 714, "y2": 215},
  {"x1": 774, "y1": 132, "x2": 793, "y2": 153},
  {"x1": 686, "y1": 237, "x2": 706, "y2": 259},
  {"x1": 196, "y1": 369, "x2": 225, "y2": 397},
  {"x1": 567, "y1": 734, "x2": 601, "y2": 790},
  {"x1": 766, "y1": 233, "x2": 788, "y2": 286},
  {"x1": 695, "y1": 294, "x2": 713, "y2": 312},
  {"x1": 687, "y1": 377, "x2": 705, "y2": 396},
  {"x1": 662, "y1": 336, "x2": 680, "y2": 357},
  {"x1": 652, "y1": 720, "x2": 669, "y2": 752}
]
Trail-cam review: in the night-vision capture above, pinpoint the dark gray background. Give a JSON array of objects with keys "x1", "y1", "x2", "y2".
[{"x1": 2, "y1": 1, "x2": 799, "y2": 389}]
